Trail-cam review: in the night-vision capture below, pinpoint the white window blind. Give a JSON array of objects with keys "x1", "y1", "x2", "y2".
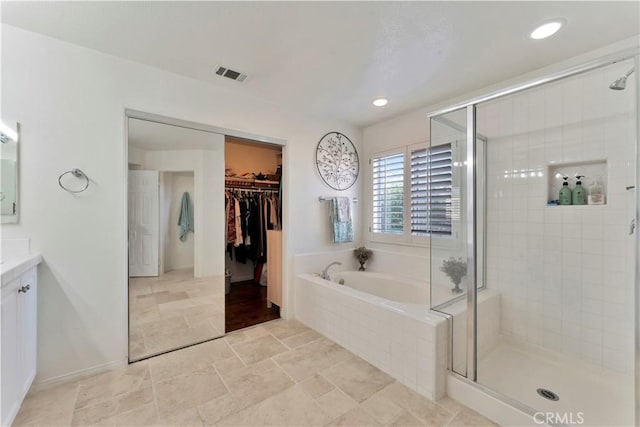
[
  {"x1": 372, "y1": 153, "x2": 404, "y2": 234},
  {"x1": 411, "y1": 143, "x2": 453, "y2": 237}
]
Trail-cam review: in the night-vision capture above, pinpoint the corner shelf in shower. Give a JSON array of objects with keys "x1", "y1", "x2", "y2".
[{"x1": 547, "y1": 159, "x2": 607, "y2": 206}]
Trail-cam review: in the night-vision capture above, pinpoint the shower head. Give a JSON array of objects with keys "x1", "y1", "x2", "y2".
[{"x1": 609, "y1": 67, "x2": 635, "y2": 90}]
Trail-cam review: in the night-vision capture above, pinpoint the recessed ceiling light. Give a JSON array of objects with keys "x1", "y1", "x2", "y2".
[
  {"x1": 372, "y1": 98, "x2": 388, "y2": 107},
  {"x1": 530, "y1": 19, "x2": 566, "y2": 40}
]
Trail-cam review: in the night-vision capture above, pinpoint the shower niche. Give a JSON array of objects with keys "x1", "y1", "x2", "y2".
[{"x1": 547, "y1": 159, "x2": 607, "y2": 205}]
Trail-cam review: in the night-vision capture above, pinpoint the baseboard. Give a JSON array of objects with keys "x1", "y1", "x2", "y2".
[{"x1": 30, "y1": 359, "x2": 127, "y2": 393}]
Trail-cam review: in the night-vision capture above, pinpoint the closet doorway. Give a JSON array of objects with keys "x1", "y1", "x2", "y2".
[{"x1": 224, "y1": 136, "x2": 282, "y2": 332}]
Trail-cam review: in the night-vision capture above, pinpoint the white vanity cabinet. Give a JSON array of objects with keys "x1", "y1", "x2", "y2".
[{"x1": 1, "y1": 264, "x2": 38, "y2": 427}]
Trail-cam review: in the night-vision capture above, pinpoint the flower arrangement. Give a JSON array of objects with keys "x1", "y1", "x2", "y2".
[
  {"x1": 353, "y1": 246, "x2": 373, "y2": 271},
  {"x1": 441, "y1": 257, "x2": 467, "y2": 294}
]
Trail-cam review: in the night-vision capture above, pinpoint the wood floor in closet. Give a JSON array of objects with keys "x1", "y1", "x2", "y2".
[{"x1": 225, "y1": 280, "x2": 280, "y2": 332}]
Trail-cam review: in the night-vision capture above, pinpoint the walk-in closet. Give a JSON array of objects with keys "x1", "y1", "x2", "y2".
[{"x1": 224, "y1": 136, "x2": 283, "y2": 332}]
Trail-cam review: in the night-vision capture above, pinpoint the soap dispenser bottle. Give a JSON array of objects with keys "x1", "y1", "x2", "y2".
[
  {"x1": 572, "y1": 175, "x2": 587, "y2": 205},
  {"x1": 588, "y1": 176, "x2": 605, "y2": 205},
  {"x1": 559, "y1": 176, "x2": 572, "y2": 205}
]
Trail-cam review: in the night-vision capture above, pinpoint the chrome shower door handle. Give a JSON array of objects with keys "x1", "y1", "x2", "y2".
[{"x1": 630, "y1": 218, "x2": 636, "y2": 235}]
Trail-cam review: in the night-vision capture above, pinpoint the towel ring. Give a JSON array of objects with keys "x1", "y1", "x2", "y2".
[{"x1": 58, "y1": 168, "x2": 90, "y2": 193}]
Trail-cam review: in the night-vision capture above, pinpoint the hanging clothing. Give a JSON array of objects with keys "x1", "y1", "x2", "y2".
[
  {"x1": 178, "y1": 192, "x2": 194, "y2": 242},
  {"x1": 234, "y1": 198, "x2": 243, "y2": 247},
  {"x1": 226, "y1": 194, "x2": 236, "y2": 244}
]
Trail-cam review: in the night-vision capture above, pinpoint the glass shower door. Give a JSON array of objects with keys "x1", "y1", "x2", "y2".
[{"x1": 429, "y1": 107, "x2": 476, "y2": 378}]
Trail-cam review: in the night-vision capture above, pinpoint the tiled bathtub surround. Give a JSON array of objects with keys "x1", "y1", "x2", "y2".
[
  {"x1": 13, "y1": 319, "x2": 495, "y2": 426},
  {"x1": 295, "y1": 272, "x2": 448, "y2": 400},
  {"x1": 479, "y1": 60, "x2": 636, "y2": 373}
]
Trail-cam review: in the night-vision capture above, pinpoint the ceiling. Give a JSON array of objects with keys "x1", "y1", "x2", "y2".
[{"x1": 2, "y1": 2, "x2": 638, "y2": 127}]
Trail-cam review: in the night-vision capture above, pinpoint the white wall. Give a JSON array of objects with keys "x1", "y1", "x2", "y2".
[
  {"x1": 143, "y1": 148, "x2": 224, "y2": 278},
  {"x1": 1, "y1": 24, "x2": 362, "y2": 384},
  {"x1": 164, "y1": 172, "x2": 195, "y2": 272},
  {"x1": 480, "y1": 60, "x2": 636, "y2": 373}
]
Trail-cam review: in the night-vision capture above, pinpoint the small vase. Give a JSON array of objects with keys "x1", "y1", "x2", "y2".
[
  {"x1": 452, "y1": 281, "x2": 463, "y2": 294},
  {"x1": 358, "y1": 261, "x2": 366, "y2": 271}
]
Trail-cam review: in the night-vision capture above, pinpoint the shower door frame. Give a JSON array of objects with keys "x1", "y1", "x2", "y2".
[{"x1": 428, "y1": 48, "x2": 640, "y2": 424}]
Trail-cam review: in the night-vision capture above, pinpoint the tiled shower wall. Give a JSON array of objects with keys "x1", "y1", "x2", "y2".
[{"x1": 480, "y1": 60, "x2": 636, "y2": 373}]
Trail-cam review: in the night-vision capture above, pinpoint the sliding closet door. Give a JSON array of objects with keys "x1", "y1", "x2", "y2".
[{"x1": 127, "y1": 116, "x2": 225, "y2": 362}]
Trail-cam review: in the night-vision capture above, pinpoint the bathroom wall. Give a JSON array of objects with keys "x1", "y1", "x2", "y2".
[
  {"x1": 163, "y1": 172, "x2": 195, "y2": 272},
  {"x1": 479, "y1": 60, "x2": 636, "y2": 373},
  {"x1": 1, "y1": 24, "x2": 362, "y2": 384},
  {"x1": 144, "y1": 148, "x2": 224, "y2": 278}
]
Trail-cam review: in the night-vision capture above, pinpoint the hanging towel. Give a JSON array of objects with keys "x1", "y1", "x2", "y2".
[
  {"x1": 331, "y1": 197, "x2": 353, "y2": 243},
  {"x1": 178, "y1": 192, "x2": 194, "y2": 242}
]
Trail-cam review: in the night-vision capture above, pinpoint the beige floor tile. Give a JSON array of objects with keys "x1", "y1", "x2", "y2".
[
  {"x1": 390, "y1": 410, "x2": 427, "y2": 426},
  {"x1": 322, "y1": 356, "x2": 394, "y2": 403},
  {"x1": 97, "y1": 402, "x2": 158, "y2": 427},
  {"x1": 129, "y1": 270, "x2": 225, "y2": 360},
  {"x1": 75, "y1": 362, "x2": 150, "y2": 410},
  {"x1": 224, "y1": 330, "x2": 249, "y2": 345},
  {"x1": 282, "y1": 329, "x2": 323, "y2": 349},
  {"x1": 214, "y1": 354, "x2": 246, "y2": 373},
  {"x1": 272, "y1": 337, "x2": 352, "y2": 381},
  {"x1": 299, "y1": 374, "x2": 335, "y2": 399},
  {"x1": 154, "y1": 366, "x2": 228, "y2": 417},
  {"x1": 149, "y1": 337, "x2": 234, "y2": 382},
  {"x1": 376, "y1": 383, "x2": 454, "y2": 426},
  {"x1": 360, "y1": 392, "x2": 405, "y2": 425},
  {"x1": 435, "y1": 396, "x2": 466, "y2": 416},
  {"x1": 197, "y1": 392, "x2": 250, "y2": 425},
  {"x1": 217, "y1": 385, "x2": 332, "y2": 426},
  {"x1": 156, "y1": 406, "x2": 204, "y2": 426},
  {"x1": 316, "y1": 388, "x2": 359, "y2": 421},
  {"x1": 325, "y1": 407, "x2": 381, "y2": 426},
  {"x1": 154, "y1": 290, "x2": 190, "y2": 304},
  {"x1": 244, "y1": 325, "x2": 271, "y2": 339},
  {"x1": 231, "y1": 334, "x2": 289, "y2": 364},
  {"x1": 139, "y1": 315, "x2": 189, "y2": 337},
  {"x1": 71, "y1": 386, "x2": 153, "y2": 426},
  {"x1": 262, "y1": 318, "x2": 310, "y2": 339},
  {"x1": 143, "y1": 323, "x2": 220, "y2": 356},
  {"x1": 447, "y1": 410, "x2": 498, "y2": 427},
  {"x1": 13, "y1": 381, "x2": 79, "y2": 426},
  {"x1": 220, "y1": 359, "x2": 294, "y2": 408}
]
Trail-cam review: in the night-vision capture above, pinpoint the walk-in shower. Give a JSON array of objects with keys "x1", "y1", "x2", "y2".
[{"x1": 429, "y1": 56, "x2": 638, "y2": 426}]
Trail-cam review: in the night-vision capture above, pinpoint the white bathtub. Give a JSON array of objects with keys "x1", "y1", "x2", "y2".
[
  {"x1": 295, "y1": 271, "x2": 449, "y2": 400},
  {"x1": 331, "y1": 271, "x2": 429, "y2": 304}
]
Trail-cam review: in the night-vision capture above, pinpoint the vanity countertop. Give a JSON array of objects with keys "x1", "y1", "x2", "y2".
[{"x1": 1, "y1": 254, "x2": 42, "y2": 287}]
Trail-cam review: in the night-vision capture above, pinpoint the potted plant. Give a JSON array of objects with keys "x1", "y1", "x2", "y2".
[
  {"x1": 441, "y1": 257, "x2": 467, "y2": 294},
  {"x1": 353, "y1": 246, "x2": 373, "y2": 271}
]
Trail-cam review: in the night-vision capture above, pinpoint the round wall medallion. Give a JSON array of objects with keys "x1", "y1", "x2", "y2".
[{"x1": 315, "y1": 132, "x2": 359, "y2": 190}]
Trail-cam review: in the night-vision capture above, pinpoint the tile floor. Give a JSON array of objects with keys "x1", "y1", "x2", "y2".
[
  {"x1": 15, "y1": 319, "x2": 497, "y2": 426},
  {"x1": 129, "y1": 269, "x2": 225, "y2": 360}
]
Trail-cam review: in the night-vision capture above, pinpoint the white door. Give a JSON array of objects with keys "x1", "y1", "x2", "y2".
[
  {"x1": 1, "y1": 281, "x2": 21, "y2": 426},
  {"x1": 129, "y1": 170, "x2": 159, "y2": 277}
]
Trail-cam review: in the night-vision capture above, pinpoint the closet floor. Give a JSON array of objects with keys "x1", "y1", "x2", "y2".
[
  {"x1": 129, "y1": 269, "x2": 225, "y2": 361},
  {"x1": 13, "y1": 319, "x2": 493, "y2": 427},
  {"x1": 225, "y1": 280, "x2": 280, "y2": 332}
]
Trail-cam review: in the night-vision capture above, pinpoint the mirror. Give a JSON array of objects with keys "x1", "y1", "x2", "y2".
[{"x1": 1, "y1": 121, "x2": 19, "y2": 224}]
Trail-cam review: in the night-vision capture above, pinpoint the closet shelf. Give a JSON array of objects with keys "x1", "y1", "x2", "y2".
[{"x1": 225, "y1": 177, "x2": 280, "y2": 191}]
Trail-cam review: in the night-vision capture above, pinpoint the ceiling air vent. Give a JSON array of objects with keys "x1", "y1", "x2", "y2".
[{"x1": 215, "y1": 66, "x2": 247, "y2": 82}]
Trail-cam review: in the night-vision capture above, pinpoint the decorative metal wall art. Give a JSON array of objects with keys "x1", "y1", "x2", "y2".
[{"x1": 315, "y1": 132, "x2": 359, "y2": 190}]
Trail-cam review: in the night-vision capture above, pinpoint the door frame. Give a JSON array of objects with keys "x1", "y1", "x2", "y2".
[{"x1": 123, "y1": 109, "x2": 289, "y2": 362}]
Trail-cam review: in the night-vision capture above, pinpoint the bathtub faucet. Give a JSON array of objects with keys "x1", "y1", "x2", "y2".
[{"x1": 320, "y1": 262, "x2": 342, "y2": 280}]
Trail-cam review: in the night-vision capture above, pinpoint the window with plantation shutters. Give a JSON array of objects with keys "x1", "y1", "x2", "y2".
[
  {"x1": 372, "y1": 152, "x2": 404, "y2": 234},
  {"x1": 411, "y1": 143, "x2": 453, "y2": 237}
]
